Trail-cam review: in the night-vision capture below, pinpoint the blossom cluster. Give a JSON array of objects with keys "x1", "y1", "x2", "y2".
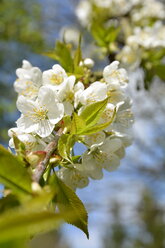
[
  {"x1": 76, "y1": 0, "x2": 165, "y2": 70},
  {"x1": 9, "y1": 59, "x2": 133, "y2": 190}
]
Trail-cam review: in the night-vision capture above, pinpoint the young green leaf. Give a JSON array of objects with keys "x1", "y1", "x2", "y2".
[
  {"x1": 43, "y1": 41, "x2": 74, "y2": 72},
  {"x1": 154, "y1": 64, "x2": 165, "y2": 80},
  {"x1": 70, "y1": 113, "x2": 86, "y2": 134},
  {"x1": 50, "y1": 174, "x2": 89, "y2": 238},
  {"x1": 79, "y1": 107, "x2": 117, "y2": 135},
  {"x1": 58, "y1": 134, "x2": 76, "y2": 161},
  {"x1": 73, "y1": 35, "x2": 82, "y2": 68},
  {"x1": 80, "y1": 98, "x2": 108, "y2": 127},
  {"x1": 0, "y1": 145, "x2": 32, "y2": 196}
]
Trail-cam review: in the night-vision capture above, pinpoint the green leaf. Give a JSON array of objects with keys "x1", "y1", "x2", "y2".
[
  {"x1": 0, "y1": 239, "x2": 28, "y2": 248},
  {"x1": 43, "y1": 41, "x2": 74, "y2": 72},
  {"x1": 0, "y1": 194, "x2": 20, "y2": 213},
  {"x1": 91, "y1": 23, "x2": 107, "y2": 47},
  {"x1": 0, "y1": 145, "x2": 32, "y2": 196},
  {"x1": 79, "y1": 107, "x2": 117, "y2": 135},
  {"x1": 50, "y1": 174, "x2": 89, "y2": 238},
  {"x1": 71, "y1": 113, "x2": 86, "y2": 134},
  {"x1": 62, "y1": 115, "x2": 72, "y2": 132},
  {"x1": 58, "y1": 134, "x2": 76, "y2": 161},
  {"x1": 0, "y1": 192, "x2": 62, "y2": 243},
  {"x1": 80, "y1": 98, "x2": 108, "y2": 127},
  {"x1": 73, "y1": 35, "x2": 82, "y2": 68},
  {"x1": 154, "y1": 64, "x2": 165, "y2": 80}
]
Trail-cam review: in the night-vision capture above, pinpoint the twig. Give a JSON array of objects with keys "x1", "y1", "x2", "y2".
[{"x1": 32, "y1": 129, "x2": 62, "y2": 183}]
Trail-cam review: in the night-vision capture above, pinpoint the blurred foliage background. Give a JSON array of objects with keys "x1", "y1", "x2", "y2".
[{"x1": 0, "y1": 0, "x2": 165, "y2": 247}]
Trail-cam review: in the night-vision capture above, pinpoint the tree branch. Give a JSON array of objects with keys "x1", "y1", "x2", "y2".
[{"x1": 32, "y1": 129, "x2": 62, "y2": 183}]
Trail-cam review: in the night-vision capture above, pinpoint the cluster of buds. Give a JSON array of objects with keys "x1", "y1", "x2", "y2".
[{"x1": 9, "y1": 59, "x2": 133, "y2": 190}]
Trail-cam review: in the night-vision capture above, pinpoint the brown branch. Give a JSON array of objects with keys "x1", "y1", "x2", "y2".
[{"x1": 32, "y1": 129, "x2": 62, "y2": 183}]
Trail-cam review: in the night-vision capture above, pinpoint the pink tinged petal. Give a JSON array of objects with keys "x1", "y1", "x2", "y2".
[
  {"x1": 36, "y1": 120, "x2": 55, "y2": 138},
  {"x1": 16, "y1": 96, "x2": 37, "y2": 114},
  {"x1": 16, "y1": 116, "x2": 39, "y2": 133}
]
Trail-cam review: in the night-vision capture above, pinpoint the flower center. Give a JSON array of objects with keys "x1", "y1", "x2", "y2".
[
  {"x1": 50, "y1": 74, "x2": 63, "y2": 85},
  {"x1": 102, "y1": 108, "x2": 114, "y2": 121},
  {"x1": 21, "y1": 81, "x2": 38, "y2": 98},
  {"x1": 94, "y1": 150, "x2": 107, "y2": 165},
  {"x1": 86, "y1": 93, "x2": 97, "y2": 104},
  {"x1": 26, "y1": 106, "x2": 48, "y2": 122},
  {"x1": 65, "y1": 91, "x2": 74, "y2": 102}
]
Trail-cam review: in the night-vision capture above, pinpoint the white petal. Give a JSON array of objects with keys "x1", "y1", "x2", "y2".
[
  {"x1": 47, "y1": 102, "x2": 64, "y2": 125},
  {"x1": 63, "y1": 101, "x2": 74, "y2": 115},
  {"x1": 22, "y1": 60, "x2": 32, "y2": 69},
  {"x1": 36, "y1": 120, "x2": 55, "y2": 137},
  {"x1": 16, "y1": 96, "x2": 37, "y2": 114},
  {"x1": 89, "y1": 167, "x2": 103, "y2": 180},
  {"x1": 101, "y1": 138, "x2": 122, "y2": 153},
  {"x1": 16, "y1": 116, "x2": 39, "y2": 133},
  {"x1": 38, "y1": 86, "x2": 57, "y2": 106},
  {"x1": 103, "y1": 154, "x2": 120, "y2": 172}
]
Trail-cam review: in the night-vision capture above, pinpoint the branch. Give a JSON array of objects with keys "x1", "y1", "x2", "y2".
[{"x1": 32, "y1": 129, "x2": 62, "y2": 183}]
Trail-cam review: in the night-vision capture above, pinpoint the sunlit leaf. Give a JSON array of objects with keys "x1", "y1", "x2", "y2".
[
  {"x1": 80, "y1": 98, "x2": 108, "y2": 127},
  {"x1": 0, "y1": 192, "x2": 62, "y2": 243},
  {"x1": 0, "y1": 145, "x2": 32, "y2": 196},
  {"x1": 71, "y1": 113, "x2": 86, "y2": 134},
  {"x1": 51, "y1": 174, "x2": 89, "y2": 238}
]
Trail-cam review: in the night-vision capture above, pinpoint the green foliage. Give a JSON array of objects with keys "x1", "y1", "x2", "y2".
[
  {"x1": 50, "y1": 174, "x2": 89, "y2": 238},
  {"x1": 71, "y1": 98, "x2": 116, "y2": 135},
  {"x1": 0, "y1": 142, "x2": 89, "y2": 244},
  {"x1": 44, "y1": 41, "x2": 74, "y2": 72},
  {"x1": 0, "y1": 191, "x2": 62, "y2": 244},
  {"x1": 71, "y1": 113, "x2": 86, "y2": 134},
  {"x1": 0, "y1": 0, "x2": 44, "y2": 51},
  {"x1": 58, "y1": 134, "x2": 76, "y2": 162},
  {"x1": 80, "y1": 98, "x2": 108, "y2": 127},
  {"x1": 0, "y1": 145, "x2": 32, "y2": 197},
  {"x1": 44, "y1": 39, "x2": 85, "y2": 79},
  {"x1": 91, "y1": 22, "x2": 120, "y2": 50}
]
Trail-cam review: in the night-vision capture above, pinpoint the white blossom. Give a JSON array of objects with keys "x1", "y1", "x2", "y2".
[
  {"x1": 16, "y1": 86, "x2": 64, "y2": 137},
  {"x1": 14, "y1": 60, "x2": 42, "y2": 99},
  {"x1": 57, "y1": 166, "x2": 89, "y2": 190},
  {"x1": 103, "y1": 61, "x2": 128, "y2": 87},
  {"x1": 8, "y1": 127, "x2": 36, "y2": 150},
  {"x1": 84, "y1": 131, "x2": 106, "y2": 149},
  {"x1": 42, "y1": 64, "x2": 67, "y2": 89},
  {"x1": 106, "y1": 99, "x2": 134, "y2": 133},
  {"x1": 78, "y1": 81, "x2": 107, "y2": 105},
  {"x1": 82, "y1": 137, "x2": 122, "y2": 177}
]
